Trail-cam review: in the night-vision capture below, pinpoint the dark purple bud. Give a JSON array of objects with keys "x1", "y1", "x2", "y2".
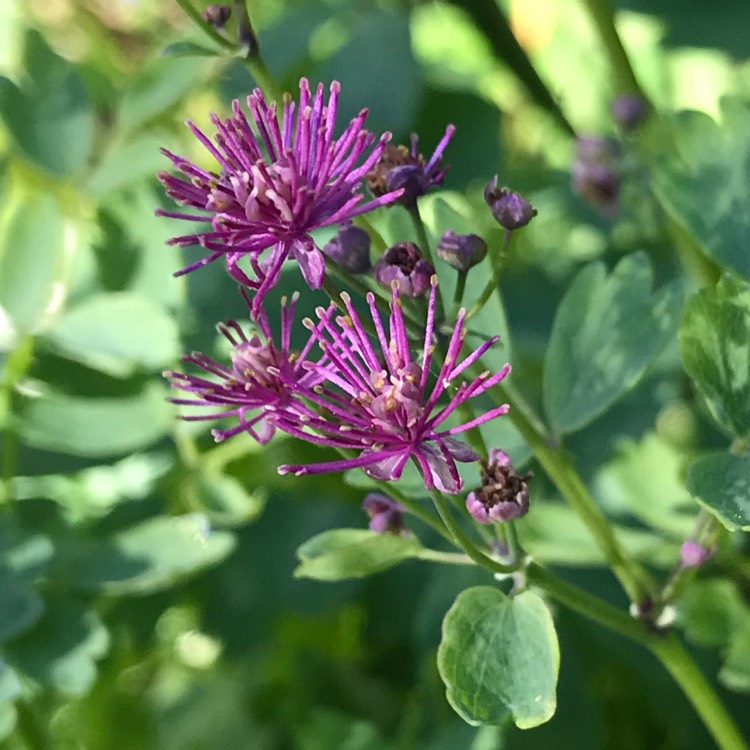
[
  {"x1": 202, "y1": 3, "x2": 231, "y2": 28},
  {"x1": 612, "y1": 94, "x2": 648, "y2": 131},
  {"x1": 374, "y1": 242, "x2": 435, "y2": 297},
  {"x1": 466, "y1": 449, "x2": 531, "y2": 524},
  {"x1": 362, "y1": 493, "x2": 406, "y2": 535},
  {"x1": 484, "y1": 177, "x2": 536, "y2": 230},
  {"x1": 571, "y1": 136, "x2": 620, "y2": 215},
  {"x1": 680, "y1": 541, "x2": 715, "y2": 569},
  {"x1": 323, "y1": 225, "x2": 371, "y2": 273},
  {"x1": 385, "y1": 165, "x2": 425, "y2": 210},
  {"x1": 436, "y1": 230, "x2": 487, "y2": 272}
]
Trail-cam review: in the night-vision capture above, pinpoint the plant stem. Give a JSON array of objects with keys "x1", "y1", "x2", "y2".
[
  {"x1": 416, "y1": 548, "x2": 475, "y2": 566},
  {"x1": 579, "y1": 0, "x2": 646, "y2": 99},
  {"x1": 452, "y1": 271, "x2": 467, "y2": 314},
  {"x1": 174, "y1": 0, "x2": 235, "y2": 49},
  {"x1": 466, "y1": 228, "x2": 512, "y2": 320},
  {"x1": 409, "y1": 206, "x2": 446, "y2": 321},
  {"x1": 651, "y1": 636, "x2": 750, "y2": 750},
  {"x1": 430, "y1": 490, "x2": 521, "y2": 575},
  {"x1": 486, "y1": 378, "x2": 654, "y2": 604}
]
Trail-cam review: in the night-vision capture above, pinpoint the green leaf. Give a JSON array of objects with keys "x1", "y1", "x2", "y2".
[
  {"x1": 544, "y1": 253, "x2": 682, "y2": 435},
  {"x1": 685, "y1": 452, "x2": 750, "y2": 530},
  {"x1": 191, "y1": 471, "x2": 266, "y2": 527},
  {"x1": 0, "y1": 194, "x2": 65, "y2": 334},
  {"x1": 0, "y1": 30, "x2": 93, "y2": 176},
  {"x1": 652, "y1": 103, "x2": 750, "y2": 279},
  {"x1": 0, "y1": 574, "x2": 44, "y2": 642},
  {"x1": 43, "y1": 292, "x2": 180, "y2": 377},
  {"x1": 65, "y1": 515, "x2": 235, "y2": 595},
  {"x1": 679, "y1": 275, "x2": 750, "y2": 439},
  {"x1": 0, "y1": 665, "x2": 19, "y2": 740},
  {"x1": 6, "y1": 597, "x2": 108, "y2": 696},
  {"x1": 18, "y1": 382, "x2": 174, "y2": 458},
  {"x1": 438, "y1": 587, "x2": 559, "y2": 729},
  {"x1": 294, "y1": 529, "x2": 422, "y2": 581},
  {"x1": 595, "y1": 432, "x2": 696, "y2": 538}
]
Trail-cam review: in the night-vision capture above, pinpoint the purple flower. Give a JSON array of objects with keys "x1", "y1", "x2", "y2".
[
  {"x1": 277, "y1": 280, "x2": 511, "y2": 493},
  {"x1": 157, "y1": 79, "x2": 403, "y2": 315},
  {"x1": 164, "y1": 293, "x2": 329, "y2": 444},
  {"x1": 362, "y1": 493, "x2": 407, "y2": 535},
  {"x1": 466, "y1": 449, "x2": 531, "y2": 524},
  {"x1": 366, "y1": 126, "x2": 455, "y2": 209},
  {"x1": 374, "y1": 242, "x2": 435, "y2": 297}
]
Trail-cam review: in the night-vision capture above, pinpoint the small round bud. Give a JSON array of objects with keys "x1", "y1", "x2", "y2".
[
  {"x1": 484, "y1": 177, "x2": 537, "y2": 230},
  {"x1": 466, "y1": 449, "x2": 531, "y2": 524},
  {"x1": 612, "y1": 94, "x2": 648, "y2": 131},
  {"x1": 362, "y1": 493, "x2": 407, "y2": 535},
  {"x1": 436, "y1": 230, "x2": 487, "y2": 272},
  {"x1": 373, "y1": 242, "x2": 435, "y2": 297},
  {"x1": 323, "y1": 225, "x2": 371, "y2": 273},
  {"x1": 571, "y1": 136, "x2": 620, "y2": 215},
  {"x1": 680, "y1": 541, "x2": 715, "y2": 569},
  {"x1": 202, "y1": 3, "x2": 231, "y2": 28}
]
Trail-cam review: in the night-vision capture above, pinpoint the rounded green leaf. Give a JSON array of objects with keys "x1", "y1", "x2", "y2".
[
  {"x1": 6, "y1": 597, "x2": 108, "y2": 697},
  {"x1": 0, "y1": 193, "x2": 65, "y2": 334},
  {"x1": 18, "y1": 382, "x2": 174, "y2": 458},
  {"x1": 438, "y1": 586, "x2": 559, "y2": 729},
  {"x1": 685, "y1": 452, "x2": 750, "y2": 530},
  {"x1": 680, "y1": 275, "x2": 750, "y2": 439},
  {"x1": 66, "y1": 515, "x2": 236, "y2": 595},
  {"x1": 44, "y1": 292, "x2": 180, "y2": 377},
  {"x1": 543, "y1": 252, "x2": 682, "y2": 435},
  {"x1": 0, "y1": 31, "x2": 93, "y2": 176},
  {"x1": 192, "y1": 471, "x2": 266, "y2": 527},
  {"x1": 652, "y1": 103, "x2": 750, "y2": 279},
  {"x1": 295, "y1": 529, "x2": 423, "y2": 581}
]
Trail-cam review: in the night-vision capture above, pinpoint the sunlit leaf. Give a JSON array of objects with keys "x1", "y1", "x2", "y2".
[
  {"x1": 438, "y1": 587, "x2": 559, "y2": 729},
  {"x1": 685, "y1": 452, "x2": 750, "y2": 530},
  {"x1": 544, "y1": 252, "x2": 682, "y2": 435}
]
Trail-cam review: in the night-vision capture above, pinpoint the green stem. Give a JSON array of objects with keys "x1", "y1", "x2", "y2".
[
  {"x1": 579, "y1": 0, "x2": 646, "y2": 99},
  {"x1": 651, "y1": 636, "x2": 750, "y2": 750},
  {"x1": 430, "y1": 490, "x2": 521, "y2": 575},
  {"x1": 487, "y1": 378, "x2": 654, "y2": 603},
  {"x1": 245, "y1": 54, "x2": 280, "y2": 101},
  {"x1": 409, "y1": 206, "x2": 446, "y2": 321},
  {"x1": 174, "y1": 0, "x2": 235, "y2": 49},
  {"x1": 416, "y1": 548, "x2": 475, "y2": 566},
  {"x1": 452, "y1": 271, "x2": 467, "y2": 314},
  {"x1": 466, "y1": 228, "x2": 512, "y2": 320}
]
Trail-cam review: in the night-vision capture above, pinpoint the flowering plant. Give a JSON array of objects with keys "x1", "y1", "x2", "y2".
[{"x1": 1, "y1": 3, "x2": 750, "y2": 749}]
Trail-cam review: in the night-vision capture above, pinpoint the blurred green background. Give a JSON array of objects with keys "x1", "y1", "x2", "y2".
[{"x1": 1, "y1": 0, "x2": 750, "y2": 748}]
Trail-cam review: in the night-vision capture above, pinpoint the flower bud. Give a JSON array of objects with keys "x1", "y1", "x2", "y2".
[
  {"x1": 202, "y1": 3, "x2": 231, "y2": 28},
  {"x1": 571, "y1": 136, "x2": 620, "y2": 215},
  {"x1": 612, "y1": 94, "x2": 648, "y2": 131},
  {"x1": 362, "y1": 493, "x2": 406, "y2": 535},
  {"x1": 680, "y1": 541, "x2": 715, "y2": 569},
  {"x1": 466, "y1": 449, "x2": 531, "y2": 524},
  {"x1": 436, "y1": 230, "x2": 487, "y2": 272},
  {"x1": 484, "y1": 177, "x2": 536, "y2": 230},
  {"x1": 323, "y1": 225, "x2": 371, "y2": 273},
  {"x1": 374, "y1": 242, "x2": 435, "y2": 297}
]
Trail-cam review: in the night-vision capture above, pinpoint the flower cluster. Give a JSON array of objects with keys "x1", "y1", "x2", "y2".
[{"x1": 159, "y1": 77, "x2": 519, "y2": 498}]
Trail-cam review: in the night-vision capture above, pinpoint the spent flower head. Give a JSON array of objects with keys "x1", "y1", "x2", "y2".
[
  {"x1": 436, "y1": 230, "x2": 487, "y2": 272},
  {"x1": 374, "y1": 242, "x2": 435, "y2": 297},
  {"x1": 164, "y1": 292, "x2": 329, "y2": 444},
  {"x1": 484, "y1": 178, "x2": 537, "y2": 230},
  {"x1": 466, "y1": 449, "x2": 531, "y2": 524},
  {"x1": 323, "y1": 225, "x2": 372, "y2": 274},
  {"x1": 158, "y1": 78, "x2": 403, "y2": 315},
  {"x1": 366, "y1": 126, "x2": 455, "y2": 209},
  {"x1": 277, "y1": 279, "x2": 511, "y2": 493},
  {"x1": 571, "y1": 136, "x2": 620, "y2": 215},
  {"x1": 362, "y1": 493, "x2": 407, "y2": 535}
]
